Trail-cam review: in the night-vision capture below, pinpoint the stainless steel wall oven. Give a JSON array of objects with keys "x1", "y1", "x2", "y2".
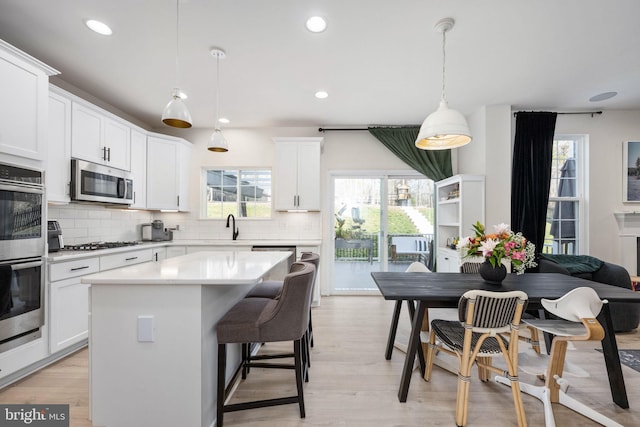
[{"x1": 0, "y1": 162, "x2": 45, "y2": 352}]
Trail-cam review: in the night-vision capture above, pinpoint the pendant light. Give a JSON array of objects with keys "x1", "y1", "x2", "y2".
[
  {"x1": 162, "y1": 0, "x2": 192, "y2": 128},
  {"x1": 415, "y1": 17, "x2": 471, "y2": 150},
  {"x1": 208, "y1": 48, "x2": 228, "y2": 152}
]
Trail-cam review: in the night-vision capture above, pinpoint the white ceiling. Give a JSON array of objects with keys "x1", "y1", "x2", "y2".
[{"x1": 1, "y1": 0, "x2": 639, "y2": 130}]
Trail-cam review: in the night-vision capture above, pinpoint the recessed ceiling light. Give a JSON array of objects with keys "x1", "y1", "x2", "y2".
[
  {"x1": 315, "y1": 91, "x2": 329, "y2": 99},
  {"x1": 589, "y1": 91, "x2": 617, "y2": 102},
  {"x1": 85, "y1": 19, "x2": 113, "y2": 36},
  {"x1": 306, "y1": 16, "x2": 327, "y2": 33},
  {"x1": 218, "y1": 118, "x2": 230, "y2": 124}
]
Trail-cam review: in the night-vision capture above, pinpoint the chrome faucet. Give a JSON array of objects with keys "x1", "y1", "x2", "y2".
[{"x1": 226, "y1": 214, "x2": 239, "y2": 240}]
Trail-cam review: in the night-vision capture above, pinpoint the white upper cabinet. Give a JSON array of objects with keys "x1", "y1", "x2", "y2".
[
  {"x1": 129, "y1": 128, "x2": 147, "y2": 209},
  {"x1": 0, "y1": 40, "x2": 58, "y2": 163},
  {"x1": 146, "y1": 134, "x2": 191, "y2": 211},
  {"x1": 273, "y1": 137, "x2": 323, "y2": 211},
  {"x1": 46, "y1": 87, "x2": 72, "y2": 202},
  {"x1": 71, "y1": 102, "x2": 131, "y2": 171}
]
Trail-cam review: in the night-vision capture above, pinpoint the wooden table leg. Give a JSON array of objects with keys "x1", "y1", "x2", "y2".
[
  {"x1": 598, "y1": 302, "x2": 629, "y2": 409},
  {"x1": 385, "y1": 300, "x2": 402, "y2": 360},
  {"x1": 398, "y1": 301, "x2": 426, "y2": 402}
]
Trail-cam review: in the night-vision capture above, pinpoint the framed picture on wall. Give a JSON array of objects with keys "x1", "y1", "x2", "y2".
[{"x1": 623, "y1": 141, "x2": 640, "y2": 202}]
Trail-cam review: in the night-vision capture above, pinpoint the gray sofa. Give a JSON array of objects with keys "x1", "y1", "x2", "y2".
[{"x1": 537, "y1": 257, "x2": 639, "y2": 332}]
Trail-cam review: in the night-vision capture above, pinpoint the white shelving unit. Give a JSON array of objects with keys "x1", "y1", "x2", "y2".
[{"x1": 435, "y1": 174, "x2": 485, "y2": 272}]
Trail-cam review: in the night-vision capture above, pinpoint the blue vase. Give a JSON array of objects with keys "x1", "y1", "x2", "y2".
[{"x1": 478, "y1": 260, "x2": 507, "y2": 285}]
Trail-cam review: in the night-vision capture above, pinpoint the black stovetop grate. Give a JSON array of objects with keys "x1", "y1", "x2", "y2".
[{"x1": 61, "y1": 241, "x2": 140, "y2": 251}]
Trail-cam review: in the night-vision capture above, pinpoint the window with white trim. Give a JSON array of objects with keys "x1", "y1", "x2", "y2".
[
  {"x1": 544, "y1": 135, "x2": 586, "y2": 254},
  {"x1": 203, "y1": 169, "x2": 272, "y2": 218}
]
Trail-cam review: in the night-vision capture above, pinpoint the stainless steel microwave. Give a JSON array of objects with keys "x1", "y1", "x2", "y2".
[{"x1": 71, "y1": 159, "x2": 133, "y2": 205}]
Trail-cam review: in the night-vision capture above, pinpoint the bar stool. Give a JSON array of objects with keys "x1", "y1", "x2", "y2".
[
  {"x1": 216, "y1": 262, "x2": 315, "y2": 427},
  {"x1": 245, "y1": 252, "x2": 320, "y2": 362}
]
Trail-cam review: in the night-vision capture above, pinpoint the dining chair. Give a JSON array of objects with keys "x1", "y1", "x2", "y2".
[
  {"x1": 425, "y1": 289, "x2": 529, "y2": 427},
  {"x1": 385, "y1": 262, "x2": 430, "y2": 360},
  {"x1": 215, "y1": 262, "x2": 315, "y2": 427},
  {"x1": 495, "y1": 287, "x2": 623, "y2": 427},
  {"x1": 461, "y1": 260, "x2": 541, "y2": 355}
]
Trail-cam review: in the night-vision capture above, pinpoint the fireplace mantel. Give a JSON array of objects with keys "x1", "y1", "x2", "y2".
[{"x1": 615, "y1": 212, "x2": 640, "y2": 275}]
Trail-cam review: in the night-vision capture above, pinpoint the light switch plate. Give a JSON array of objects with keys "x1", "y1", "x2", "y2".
[{"x1": 137, "y1": 315, "x2": 155, "y2": 342}]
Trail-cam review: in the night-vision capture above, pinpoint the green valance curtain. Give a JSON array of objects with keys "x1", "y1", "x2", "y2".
[{"x1": 368, "y1": 126, "x2": 452, "y2": 182}]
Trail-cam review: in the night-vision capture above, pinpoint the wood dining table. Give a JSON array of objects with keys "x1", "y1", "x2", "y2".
[{"x1": 371, "y1": 271, "x2": 640, "y2": 408}]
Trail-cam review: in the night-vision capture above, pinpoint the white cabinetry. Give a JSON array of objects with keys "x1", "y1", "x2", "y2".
[
  {"x1": 186, "y1": 245, "x2": 252, "y2": 254},
  {"x1": 71, "y1": 102, "x2": 131, "y2": 171},
  {"x1": 435, "y1": 175, "x2": 485, "y2": 272},
  {"x1": 273, "y1": 137, "x2": 322, "y2": 211},
  {"x1": 129, "y1": 128, "x2": 147, "y2": 209},
  {"x1": 46, "y1": 88, "x2": 72, "y2": 202},
  {"x1": 152, "y1": 247, "x2": 166, "y2": 262},
  {"x1": 48, "y1": 257, "x2": 100, "y2": 353},
  {"x1": 146, "y1": 134, "x2": 191, "y2": 211},
  {"x1": 165, "y1": 246, "x2": 186, "y2": 258},
  {"x1": 99, "y1": 248, "x2": 152, "y2": 270},
  {"x1": 0, "y1": 39, "x2": 58, "y2": 163},
  {"x1": 48, "y1": 248, "x2": 152, "y2": 354}
]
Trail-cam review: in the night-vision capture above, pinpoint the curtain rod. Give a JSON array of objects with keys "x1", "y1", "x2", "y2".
[
  {"x1": 513, "y1": 111, "x2": 603, "y2": 117},
  {"x1": 318, "y1": 127, "x2": 369, "y2": 132},
  {"x1": 320, "y1": 110, "x2": 604, "y2": 131}
]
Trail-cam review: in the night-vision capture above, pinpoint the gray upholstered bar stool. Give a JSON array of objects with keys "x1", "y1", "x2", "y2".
[
  {"x1": 216, "y1": 262, "x2": 315, "y2": 427},
  {"x1": 246, "y1": 252, "x2": 320, "y2": 351}
]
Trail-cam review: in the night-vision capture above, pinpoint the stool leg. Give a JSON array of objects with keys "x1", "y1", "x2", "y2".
[
  {"x1": 294, "y1": 338, "x2": 306, "y2": 418},
  {"x1": 309, "y1": 309, "x2": 314, "y2": 348},
  {"x1": 242, "y1": 343, "x2": 248, "y2": 379},
  {"x1": 217, "y1": 343, "x2": 227, "y2": 427}
]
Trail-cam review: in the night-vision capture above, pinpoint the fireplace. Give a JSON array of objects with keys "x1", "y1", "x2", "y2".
[{"x1": 615, "y1": 212, "x2": 640, "y2": 276}]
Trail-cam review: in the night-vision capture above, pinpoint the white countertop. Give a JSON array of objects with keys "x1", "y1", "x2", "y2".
[
  {"x1": 81, "y1": 250, "x2": 292, "y2": 285},
  {"x1": 47, "y1": 239, "x2": 322, "y2": 262}
]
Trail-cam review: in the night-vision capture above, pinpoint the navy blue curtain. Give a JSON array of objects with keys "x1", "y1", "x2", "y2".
[{"x1": 510, "y1": 112, "x2": 557, "y2": 260}]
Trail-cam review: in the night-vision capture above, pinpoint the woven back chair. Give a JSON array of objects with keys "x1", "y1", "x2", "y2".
[
  {"x1": 496, "y1": 287, "x2": 622, "y2": 427},
  {"x1": 425, "y1": 289, "x2": 528, "y2": 427},
  {"x1": 461, "y1": 260, "x2": 540, "y2": 355}
]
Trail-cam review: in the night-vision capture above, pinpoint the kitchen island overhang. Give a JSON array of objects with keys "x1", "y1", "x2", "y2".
[{"x1": 82, "y1": 250, "x2": 292, "y2": 427}]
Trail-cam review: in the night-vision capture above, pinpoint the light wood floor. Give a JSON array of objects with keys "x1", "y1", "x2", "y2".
[{"x1": 1, "y1": 296, "x2": 640, "y2": 426}]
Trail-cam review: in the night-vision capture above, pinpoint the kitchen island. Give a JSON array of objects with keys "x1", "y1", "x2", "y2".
[{"x1": 82, "y1": 250, "x2": 292, "y2": 427}]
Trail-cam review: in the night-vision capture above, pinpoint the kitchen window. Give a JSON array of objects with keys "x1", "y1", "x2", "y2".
[
  {"x1": 203, "y1": 169, "x2": 272, "y2": 219},
  {"x1": 544, "y1": 135, "x2": 586, "y2": 255}
]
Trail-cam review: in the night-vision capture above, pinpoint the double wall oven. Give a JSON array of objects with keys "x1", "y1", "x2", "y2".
[{"x1": 0, "y1": 162, "x2": 45, "y2": 352}]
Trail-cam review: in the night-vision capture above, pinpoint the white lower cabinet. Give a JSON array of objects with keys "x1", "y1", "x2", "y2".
[
  {"x1": 186, "y1": 245, "x2": 251, "y2": 254},
  {"x1": 99, "y1": 248, "x2": 152, "y2": 270},
  {"x1": 152, "y1": 247, "x2": 166, "y2": 262},
  {"x1": 48, "y1": 257, "x2": 100, "y2": 354},
  {"x1": 436, "y1": 248, "x2": 461, "y2": 272},
  {"x1": 166, "y1": 246, "x2": 186, "y2": 258},
  {"x1": 50, "y1": 278, "x2": 91, "y2": 353},
  {"x1": 48, "y1": 249, "x2": 152, "y2": 355}
]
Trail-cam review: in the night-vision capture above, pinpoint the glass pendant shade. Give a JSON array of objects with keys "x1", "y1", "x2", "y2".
[
  {"x1": 208, "y1": 128, "x2": 228, "y2": 152},
  {"x1": 162, "y1": 89, "x2": 192, "y2": 128},
  {"x1": 415, "y1": 100, "x2": 471, "y2": 150}
]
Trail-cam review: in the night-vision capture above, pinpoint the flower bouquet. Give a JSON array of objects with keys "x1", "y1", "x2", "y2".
[{"x1": 457, "y1": 222, "x2": 537, "y2": 275}]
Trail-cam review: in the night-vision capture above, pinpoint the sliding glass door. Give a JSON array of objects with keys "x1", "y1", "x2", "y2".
[{"x1": 330, "y1": 173, "x2": 434, "y2": 294}]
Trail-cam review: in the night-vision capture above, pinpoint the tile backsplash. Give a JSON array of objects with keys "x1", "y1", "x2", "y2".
[{"x1": 48, "y1": 204, "x2": 323, "y2": 244}]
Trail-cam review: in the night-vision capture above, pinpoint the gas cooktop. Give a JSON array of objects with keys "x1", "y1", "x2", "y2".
[{"x1": 61, "y1": 241, "x2": 141, "y2": 251}]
